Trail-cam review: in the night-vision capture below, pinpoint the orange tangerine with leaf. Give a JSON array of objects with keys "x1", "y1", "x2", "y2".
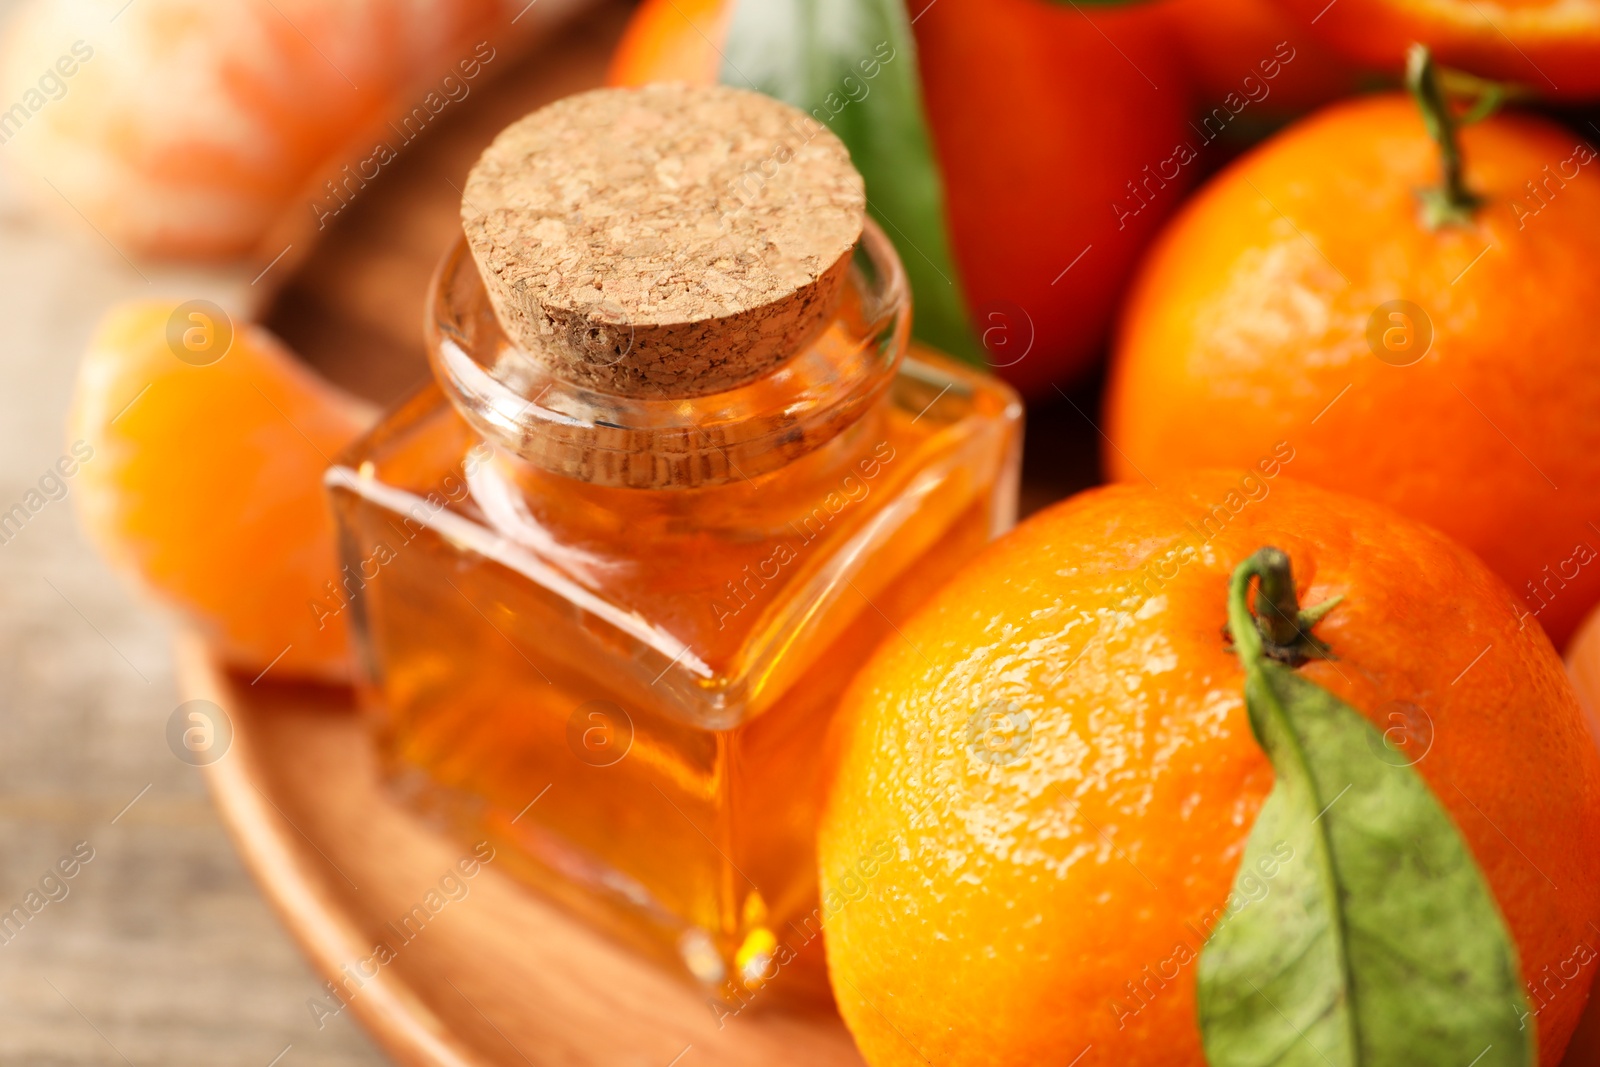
[{"x1": 819, "y1": 471, "x2": 1600, "y2": 1066}]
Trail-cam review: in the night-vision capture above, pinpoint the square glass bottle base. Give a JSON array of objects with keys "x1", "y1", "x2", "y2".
[{"x1": 328, "y1": 350, "x2": 1020, "y2": 1001}]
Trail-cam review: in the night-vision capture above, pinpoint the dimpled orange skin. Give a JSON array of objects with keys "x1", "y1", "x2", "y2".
[
  {"x1": 818, "y1": 472, "x2": 1600, "y2": 1067},
  {"x1": 1104, "y1": 94, "x2": 1600, "y2": 649},
  {"x1": 69, "y1": 301, "x2": 374, "y2": 681}
]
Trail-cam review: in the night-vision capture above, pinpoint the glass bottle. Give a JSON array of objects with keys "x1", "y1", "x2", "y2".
[{"x1": 325, "y1": 86, "x2": 1022, "y2": 1000}]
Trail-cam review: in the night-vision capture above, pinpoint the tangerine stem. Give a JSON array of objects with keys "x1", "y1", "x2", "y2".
[
  {"x1": 1249, "y1": 547, "x2": 1304, "y2": 649},
  {"x1": 1228, "y1": 548, "x2": 1338, "y2": 667},
  {"x1": 1406, "y1": 43, "x2": 1484, "y2": 228}
]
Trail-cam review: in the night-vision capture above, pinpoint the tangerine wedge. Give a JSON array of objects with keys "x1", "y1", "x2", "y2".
[{"x1": 69, "y1": 300, "x2": 374, "y2": 682}]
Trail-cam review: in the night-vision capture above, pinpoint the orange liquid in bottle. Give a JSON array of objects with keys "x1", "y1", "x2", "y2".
[{"x1": 329, "y1": 232, "x2": 1021, "y2": 1000}]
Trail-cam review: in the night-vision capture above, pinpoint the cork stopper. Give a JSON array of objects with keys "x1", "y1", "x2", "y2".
[{"x1": 461, "y1": 84, "x2": 867, "y2": 398}]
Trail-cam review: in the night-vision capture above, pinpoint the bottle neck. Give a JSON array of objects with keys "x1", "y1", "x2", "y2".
[{"x1": 426, "y1": 220, "x2": 909, "y2": 491}]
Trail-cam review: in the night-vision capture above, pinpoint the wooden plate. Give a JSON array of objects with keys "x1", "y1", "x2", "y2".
[{"x1": 178, "y1": 635, "x2": 864, "y2": 1067}]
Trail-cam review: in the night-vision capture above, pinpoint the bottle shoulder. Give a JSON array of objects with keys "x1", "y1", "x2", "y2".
[{"x1": 329, "y1": 354, "x2": 1019, "y2": 715}]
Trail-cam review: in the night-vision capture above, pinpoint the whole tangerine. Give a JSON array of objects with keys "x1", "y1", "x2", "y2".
[
  {"x1": 1104, "y1": 85, "x2": 1600, "y2": 647},
  {"x1": 818, "y1": 471, "x2": 1600, "y2": 1066}
]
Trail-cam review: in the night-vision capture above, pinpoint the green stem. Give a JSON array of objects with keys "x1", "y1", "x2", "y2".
[
  {"x1": 1249, "y1": 547, "x2": 1303, "y2": 649},
  {"x1": 1406, "y1": 43, "x2": 1484, "y2": 229},
  {"x1": 1227, "y1": 556, "x2": 1267, "y2": 668},
  {"x1": 1228, "y1": 547, "x2": 1338, "y2": 667}
]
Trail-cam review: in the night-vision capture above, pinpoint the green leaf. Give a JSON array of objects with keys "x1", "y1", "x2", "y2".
[
  {"x1": 1199, "y1": 548, "x2": 1534, "y2": 1067},
  {"x1": 720, "y1": 0, "x2": 981, "y2": 365}
]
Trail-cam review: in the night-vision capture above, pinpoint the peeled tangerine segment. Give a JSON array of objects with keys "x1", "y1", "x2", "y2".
[{"x1": 69, "y1": 301, "x2": 374, "y2": 682}]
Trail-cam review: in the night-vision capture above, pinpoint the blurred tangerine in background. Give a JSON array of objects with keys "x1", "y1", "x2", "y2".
[
  {"x1": 1271, "y1": 0, "x2": 1600, "y2": 98},
  {"x1": 0, "y1": 0, "x2": 548, "y2": 260}
]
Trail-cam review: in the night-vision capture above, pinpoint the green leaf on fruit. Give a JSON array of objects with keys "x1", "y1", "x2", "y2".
[
  {"x1": 1199, "y1": 548, "x2": 1533, "y2": 1067},
  {"x1": 720, "y1": 0, "x2": 981, "y2": 365}
]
